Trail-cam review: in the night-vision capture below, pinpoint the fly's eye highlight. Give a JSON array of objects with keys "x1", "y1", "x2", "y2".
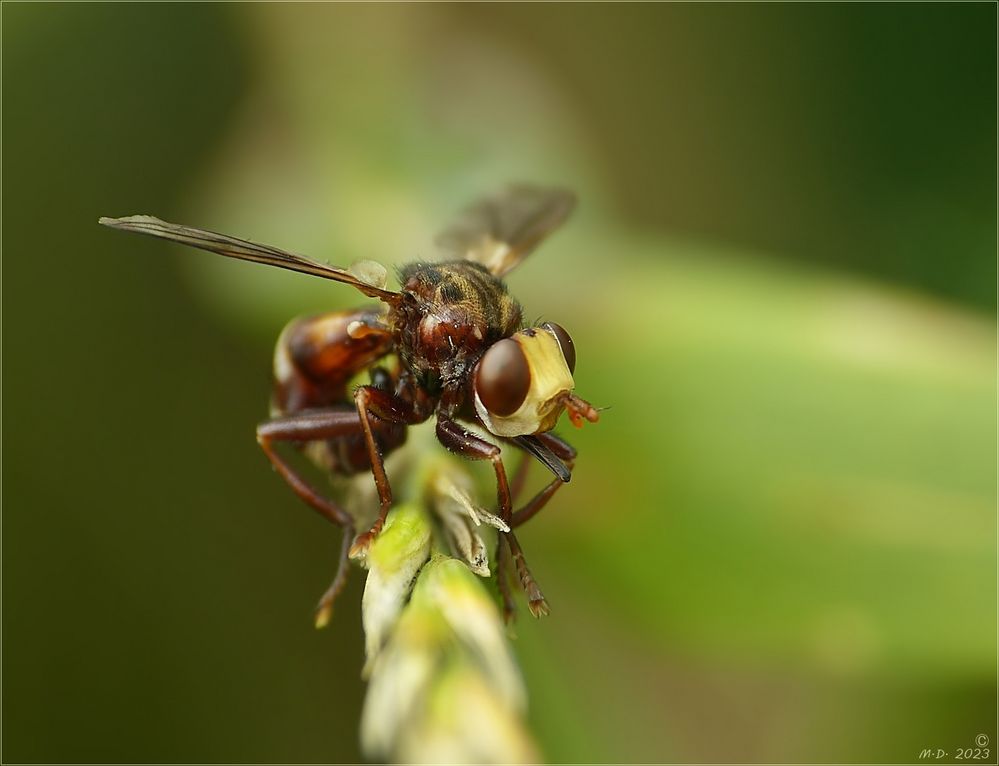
[
  {"x1": 541, "y1": 322, "x2": 575, "y2": 373},
  {"x1": 475, "y1": 338, "x2": 531, "y2": 416}
]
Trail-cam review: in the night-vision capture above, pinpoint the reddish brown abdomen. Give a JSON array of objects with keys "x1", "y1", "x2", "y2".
[{"x1": 271, "y1": 307, "x2": 393, "y2": 415}]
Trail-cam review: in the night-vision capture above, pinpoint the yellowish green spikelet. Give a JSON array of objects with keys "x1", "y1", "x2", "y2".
[{"x1": 357, "y1": 452, "x2": 539, "y2": 763}]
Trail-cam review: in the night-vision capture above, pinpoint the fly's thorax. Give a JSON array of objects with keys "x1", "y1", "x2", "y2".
[
  {"x1": 392, "y1": 260, "x2": 522, "y2": 384},
  {"x1": 473, "y1": 327, "x2": 575, "y2": 437}
]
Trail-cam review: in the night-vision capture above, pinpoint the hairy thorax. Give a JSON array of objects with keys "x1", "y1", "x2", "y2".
[{"x1": 391, "y1": 260, "x2": 522, "y2": 394}]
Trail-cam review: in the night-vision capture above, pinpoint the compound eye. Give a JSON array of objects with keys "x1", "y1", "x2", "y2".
[
  {"x1": 542, "y1": 322, "x2": 576, "y2": 373},
  {"x1": 475, "y1": 338, "x2": 531, "y2": 417}
]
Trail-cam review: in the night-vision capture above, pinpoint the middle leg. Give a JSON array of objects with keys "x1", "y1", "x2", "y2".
[{"x1": 350, "y1": 385, "x2": 428, "y2": 555}]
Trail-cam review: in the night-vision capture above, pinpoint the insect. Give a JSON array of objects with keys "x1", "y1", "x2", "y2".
[{"x1": 99, "y1": 185, "x2": 599, "y2": 621}]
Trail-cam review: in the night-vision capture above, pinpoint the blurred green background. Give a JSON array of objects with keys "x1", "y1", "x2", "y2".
[{"x1": 3, "y1": 4, "x2": 995, "y2": 763}]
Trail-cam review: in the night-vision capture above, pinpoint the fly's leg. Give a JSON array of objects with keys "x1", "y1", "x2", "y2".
[
  {"x1": 509, "y1": 451, "x2": 532, "y2": 504},
  {"x1": 494, "y1": 445, "x2": 549, "y2": 620},
  {"x1": 435, "y1": 416, "x2": 555, "y2": 614},
  {"x1": 510, "y1": 432, "x2": 577, "y2": 528},
  {"x1": 496, "y1": 432, "x2": 577, "y2": 620},
  {"x1": 435, "y1": 415, "x2": 513, "y2": 522},
  {"x1": 257, "y1": 408, "x2": 369, "y2": 622},
  {"x1": 349, "y1": 386, "x2": 428, "y2": 556},
  {"x1": 256, "y1": 408, "x2": 367, "y2": 527},
  {"x1": 510, "y1": 466, "x2": 574, "y2": 528},
  {"x1": 314, "y1": 525, "x2": 354, "y2": 628},
  {"x1": 505, "y1": 529, "x2": 549, "y2": 617},
  {"x1": 495, "y1": 533, "x2": 517, "y2": 623}
]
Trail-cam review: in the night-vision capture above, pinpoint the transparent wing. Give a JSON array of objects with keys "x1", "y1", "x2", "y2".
[
  {"x1": 98, "y1": 215, "x2": 401, "y2": 303},
  {"x1": 435, "y1": 185, "x2": 576, "y2": 277}
]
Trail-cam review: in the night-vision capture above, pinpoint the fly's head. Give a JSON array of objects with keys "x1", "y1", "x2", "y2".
[{"x1": 472, "y1": 322, "x2": 599, "y2": 438}]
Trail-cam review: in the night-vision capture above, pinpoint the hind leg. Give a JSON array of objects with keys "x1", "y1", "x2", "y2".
[
  {"x1": 313, "y1": 525, "x2": 354, "y2": 628},
  {"x1": 257, "y1": 408, "x2": 368, "y2": 622},
  {"x1": 257, "y1": 408, "x2": 367, "y2": 526}
]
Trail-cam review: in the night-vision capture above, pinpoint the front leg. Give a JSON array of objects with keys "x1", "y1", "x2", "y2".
[
  {"x1": 435, "y1": 415, "x2": 512, "y2": 522},
  {"x1": 498, "y1": 431, "x2": 577, "y2": 620},
  {"x1": 435, "y1": 416, "x2": 549, "y2": 616}
]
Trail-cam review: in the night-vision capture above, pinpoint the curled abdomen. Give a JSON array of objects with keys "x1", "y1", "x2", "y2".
[{"x1": 271, "y1": 307, "x2": 392, "y2": 415}]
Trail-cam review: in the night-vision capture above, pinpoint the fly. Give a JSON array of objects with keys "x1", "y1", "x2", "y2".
[{"x1": 100, "y1": 185, "x2": 599, "y2": 621}]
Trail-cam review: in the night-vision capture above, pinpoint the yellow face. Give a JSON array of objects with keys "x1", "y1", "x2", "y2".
[{"x1": 473, "y1": 324, "x2": 576, "y2": 437}]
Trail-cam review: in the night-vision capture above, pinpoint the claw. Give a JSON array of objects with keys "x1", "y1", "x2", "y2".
[
  {"x1": 314, "y1": 603, "x2": 334, "y2": 629},
  {"x1": 528, "y1": 596, "x2": 550, "y2": 618},
  {"x1": 349, "y1": 530, "x2": 376, "y2": 559},
  {"x1": 349, "y1": 517, "x2": 386, "y2": 559}
]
